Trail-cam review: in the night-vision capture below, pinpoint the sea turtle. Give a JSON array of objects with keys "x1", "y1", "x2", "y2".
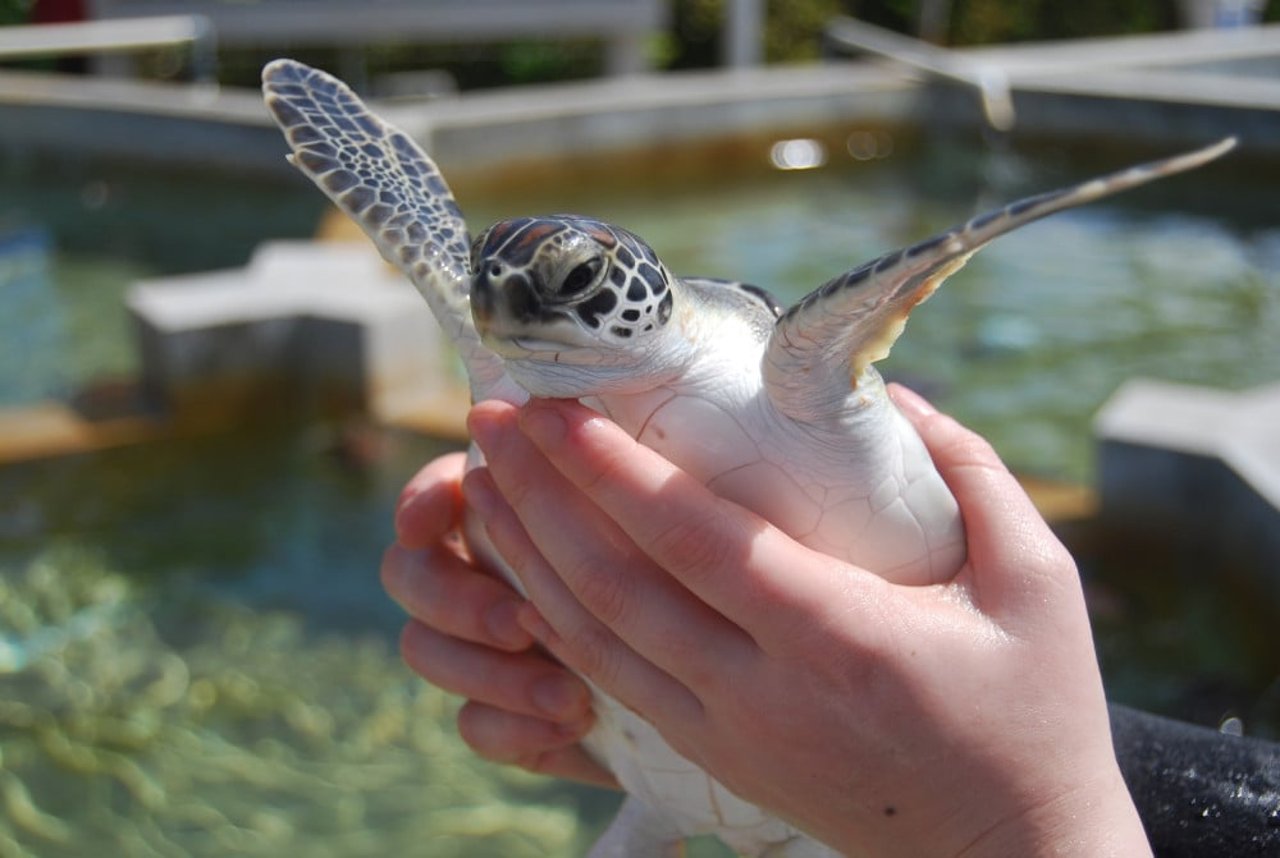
[{"x1": 262, "y1": 58, "x2": 1233, "y2": 857}]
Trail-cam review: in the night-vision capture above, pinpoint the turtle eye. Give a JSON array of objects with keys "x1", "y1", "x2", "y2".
[{"x1": 560, "y1": 257, "x2": 604, "y2": 297}]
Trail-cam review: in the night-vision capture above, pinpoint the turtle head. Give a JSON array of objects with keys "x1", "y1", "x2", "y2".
[{"x1": 469, "y1": 215, "x2": 683, "y2": 396}]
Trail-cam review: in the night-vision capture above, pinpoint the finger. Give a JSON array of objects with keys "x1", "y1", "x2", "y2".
[
  {"x1": 468, "y1": 402, "x2": 752, "y2": 697},
  {"x1": 888, "y1": 384, "x2": 1077, "y2": 607},
  {"x1": 395, "y1": 451, "x2": 468, "y2": 549},
  {"x1": 399, "y1": 620, "x2": 592, "y2": 723},
  {"x1": 509, "y1": 398, "x2": 884, "y2": 650},
  {"x1": 456, "y1": 702, "x2": 619, "y2": 789},
  {"x1": 381, "y1": 544, "x2": 533, "y2": 651},
  {"x1": 888, "y1": 382, "x2": 1058, "y2": 552},
  {"x1": 460, "y1": 451, "x2": 704, "y2": 726}
]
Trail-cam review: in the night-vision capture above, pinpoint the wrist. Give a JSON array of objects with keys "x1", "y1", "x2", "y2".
[{"x1": 957, "y1": 767, "x2": 1150, "y2": 858}]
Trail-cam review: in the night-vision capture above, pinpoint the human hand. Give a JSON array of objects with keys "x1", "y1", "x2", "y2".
[
  {"x1": 461, "y1": 386, "x2": 1151, "y2": 857},
  {"x1": 380, "y1": 451, "x2": 616, "y2": 789}
]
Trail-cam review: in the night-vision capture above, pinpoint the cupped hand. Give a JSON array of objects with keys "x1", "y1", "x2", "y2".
[
  {"x1": 381, "y1": 451, "x2": 615, "y2": 788},
  {"x1": 460, "y1": 385, "x2": 1150, "y2": 857}
]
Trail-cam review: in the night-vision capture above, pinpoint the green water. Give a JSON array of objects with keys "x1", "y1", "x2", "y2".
[
  {"x1": 465, "y1": 137, "x2": 1280, "y2": 483},
  {"x1": 6, "y1": 138, "x2": 1279, "y2": 480},
  {"x1": 2, "y1": 133, "x2": 1278, "y2": 855},
  {"x1": 0, "y1": 427, "x2": 625, "y2": 856},
  {"x1": 0, "y1": 154, "x2": 323, "y2": 402}
]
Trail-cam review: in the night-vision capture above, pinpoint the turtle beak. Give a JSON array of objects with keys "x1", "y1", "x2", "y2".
[{"x1": 471, "y1": 270, "x2": 548, "y2": 339}]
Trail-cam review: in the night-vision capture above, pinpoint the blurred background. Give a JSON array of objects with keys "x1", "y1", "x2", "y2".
[{"x1": 2, "y1": 2, "x2": 1278, "y2": 856}]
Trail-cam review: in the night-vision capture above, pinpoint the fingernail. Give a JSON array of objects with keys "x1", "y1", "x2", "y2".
[
  {"x1": 888, "y1": 383, "x2": 938, "y2": 418},
  {"x1": 519, "y1": 401, "x2": 567, "y2": 450},
  {"x1": 485, "y1": 599, "x2": 532, "y2": 649},
  {"x1": 532, "y1": 674, "x2": 588, "y2": 720}
]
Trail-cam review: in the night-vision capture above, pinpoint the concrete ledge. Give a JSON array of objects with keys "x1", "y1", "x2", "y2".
[
  {"x1": 0, "y1": 400, "x2": 165, "y2": 465},
  {"x1": 396, "y1": 64, "x2": 917, "y2": 169},
  {"x1": 1095, "y1": 379, "x2": 1280, "y2": 595},
  {"x1": 89, "y1": 0, "x2": 667, "y2": 75},
  {"x1": 127, "y1": 241, "x2": 468, "y2": 431},
  {"x1": 7, "y1": 25, "x2": 1280, "y2": 175}
]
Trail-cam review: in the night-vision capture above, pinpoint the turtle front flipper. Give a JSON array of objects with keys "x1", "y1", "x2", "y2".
[
  {"x1": 262, "y1": 59, "x2": 522, "y2": 403},
  {"x1": 763, "y1": 137, "x2": 1236, "y2": 423}
]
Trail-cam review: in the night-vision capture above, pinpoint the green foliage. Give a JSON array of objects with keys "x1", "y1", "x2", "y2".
[
  {"x1": 847, "y1": 0, "x2": 917, "y2": 34},
  {"x1": 764, "y1": 0, "x2": 845, "y2": 62},
  {"x1": 666, "y1": 0, "x2": 848, "y2": 68},
  {"x1": 499, "y1": 40, "x2": 603, "y2": 84},
  {"x1": 0, "y1": 0, "x2": 31, "y2": 26},
  {"x1": 946, "y1": 0, "x2": 1177, "y2": 45},
  {"x1": 663, "y1": 0, "x2": 1187, "y2": 67}
]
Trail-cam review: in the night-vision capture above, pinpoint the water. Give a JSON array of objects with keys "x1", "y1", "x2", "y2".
[
  {"x1": 462, "y1": 135, "x2": 1280, "y2": 483},
  {"x1": 0, "y1": 427, "x2": 625, "y2": 856},
  {"x1": 5, "y1": 138, "x2": 1279, "y2": 479},
  {"x1": 2, "y1": 133, "x2": 1278, "y2": 855},
  {"x1": 0, "y1": 154, "x2": 323, "y2": 401}
]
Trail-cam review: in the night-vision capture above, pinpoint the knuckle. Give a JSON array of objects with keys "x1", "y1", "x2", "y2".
[
  {"x1": 391, "y1": 544, "x2": 509, "y2": 646},
  {"x1": 559, "y1": 621, "x2": 622, "y2": 689},
  {"x1": 569, "y1": 561, "x2": 635, "y2": 630},
  {"x1": 493, "y1": 463, "x2": 537, "y2": 511},
  {"x1": 672, "y1": 643, "x2": 727, "y2": 699},
  {"x1": 574, "y1": 437, "x2": 633, "y2": 497},
  {"x1": 457, "y1": 704, "x2": 567, "y2": 768},
  {"x1": 648, "y1": 509, "x2": 737, "y2": 581}
]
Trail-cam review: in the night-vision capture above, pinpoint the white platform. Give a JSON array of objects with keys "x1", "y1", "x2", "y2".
[
  {"x1": 127, "y1": 240, "x2": 464, "y2": 424},
  {"x1": 1095, "y1": 378, "x2": 1280, "y2": 590}
]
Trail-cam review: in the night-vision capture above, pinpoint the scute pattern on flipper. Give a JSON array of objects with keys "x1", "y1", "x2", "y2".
[
  {"x1": 261, "y1": 65, "x2": 1236, "y2": 856},
  {"x1": 262, "y1": 59, "x2": 470, "y2": 283},
  {"x1": 263, "y1": 59, "x2": 526, "y2": 404},
  {"x1": 765, "y1": 137, "x2": 1238, "y2": 424}
]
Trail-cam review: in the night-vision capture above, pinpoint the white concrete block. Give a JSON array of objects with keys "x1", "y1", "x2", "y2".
[
  {"x1": 127, "y1": 240, "x2": 461, "y2": 422},
  {"x1": 1095, "y1": 377, "x2": 1280, "y2": 592}
]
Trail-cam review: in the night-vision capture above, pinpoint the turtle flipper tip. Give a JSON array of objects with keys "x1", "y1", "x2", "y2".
[
  {"x1": 1174, "y1": 135, "x2": 1237, "y2": 172},
  {"x1": 261, "y1": 58, "x2": 305, "y2": 88}
]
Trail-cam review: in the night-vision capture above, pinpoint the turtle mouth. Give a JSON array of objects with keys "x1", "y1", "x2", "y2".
[
  {"x1": 479, "y1": 325, "x2": 616, "y2": 366},
  {"x1": 475, "y1": 303, "x2": 600, "y2": 357},
  {"x1": 504, "y1": 336, "x2": 566, "y2": 355},
  {"x1": 476, "y1": 326, "x2": 573, "y2": 359}
]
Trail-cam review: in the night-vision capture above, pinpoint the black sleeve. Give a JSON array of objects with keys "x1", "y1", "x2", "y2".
[{"x1": 1109, "y1": 703, "x2": 1280, "y2": 858}]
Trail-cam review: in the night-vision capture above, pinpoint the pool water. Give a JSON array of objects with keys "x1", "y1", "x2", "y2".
[
  {"x1": 2, "y1": 132, "x2": 1278, "y2": 855},
  {"x1": 6, "y1": 138, "x2": 1279, "y2": 479},
  {"x1": 0, "y1": 153, "x2": 324, "y2": 403},
  {"x1": 464, "y1": 135, "x2": 1280, "y2": 484}
]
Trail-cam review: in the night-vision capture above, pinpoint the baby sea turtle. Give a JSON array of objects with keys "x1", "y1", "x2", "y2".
[{"x1": 262, "y1": 59, "x2": 1233, "y2": 858}]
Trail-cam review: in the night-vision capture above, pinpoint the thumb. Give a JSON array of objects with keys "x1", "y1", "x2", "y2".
[{"x1": 888, "y1": 384, "x2": 1078, "y2": 616}]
